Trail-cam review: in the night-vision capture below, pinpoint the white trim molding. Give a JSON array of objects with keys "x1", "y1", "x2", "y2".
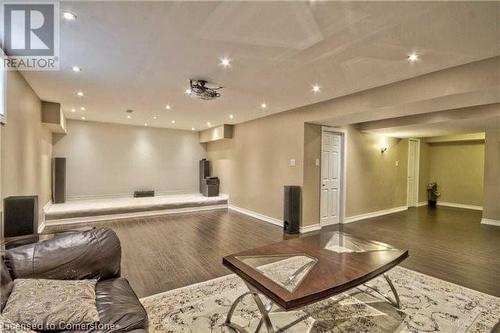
[
  {"x1": 299, "y1": 224, "x2": 322, "y2": 234},
  {"x1": 229, "y1": 205, "x2": 327, "y2": 234},
  {"x1": 38, "y1": 220, "x2": 46, "y2": 233},
  {"x1": 45, "y1": 204, "x2": 228, "y2": 227},
  {"x1": 38, "y1": 201, "x2": 52, "y2": 233},
  {"x1": 437, "y1": 202, "x2": 483, "y2": 211},
  {"x1": 417, "y1": 201, "x2": 428, "y2": 207},
  {"x1": 481, "y1": 218, "x2": 500, "y2": 227},
  {"x1": 344, "y1": 206, "x2": 408, "y2": 224},
  {"x1": 228, "y1": 205, "x2": 282, "y2": 227}
]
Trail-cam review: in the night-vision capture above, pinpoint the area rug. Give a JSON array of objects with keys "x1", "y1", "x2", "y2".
[{"x1": 141, "y1": 266, "x2": 500, "y2": 332}]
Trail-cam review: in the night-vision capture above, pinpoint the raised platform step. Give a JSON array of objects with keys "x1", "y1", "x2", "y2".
[{"x1": 44, "y1": 194, "x2": 228, "y2": 226}]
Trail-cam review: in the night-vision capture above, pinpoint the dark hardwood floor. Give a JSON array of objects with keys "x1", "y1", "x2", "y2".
[
  {"x1": 46, "y1": 206, "x2": 500, "y2": 298},
  {"x1": 331, "y1": 206, "x2": 500, "y2": 297}
]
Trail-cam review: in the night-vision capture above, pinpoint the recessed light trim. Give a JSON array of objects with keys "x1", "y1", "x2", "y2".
[
  {"x1": 63, "y1": 11, "x2": 77, "y2": 21},
  {"x1": 312, "y1": 84, "x2": 321, "y2": 93},
  {"x1": 72, "y1": 66, "x2": 82, "y2": 72},
  {"x1": 191, "y1": 127, "x2": 196, "y2": 131},
  {"x1": 76, "y1": 91, "x2": 84, "y2": 97},
  {"x1": 408, "y1": 52, "x2": 419, "y2": 62},
  {"x1": 80, "y1": 106, "x2": 86, "y2": 111},
  {"x1": 144, "y1": 123, "x2": 148, "y2": 127},
  {"x1": 153, "y1": 116, "x2": 158, "y2": 120},
  {"x1": 207, "y1": 122, "x2": 212, "y2": 127},
  {"x1": 81, "y1": 116, "x2": 86, "y2": 120},
  {"x1": 71, "y1": 108, "x2": 76, "y2": 113},
  {"x1": 127, "y1": 115, "x2": 131, "y2": 119},
  {"x1": 220, "y1": 57, "x2": 231, "y2": 67},
  {"x1": 171, "y1": 120, "x2": 176, "y2": 124},
  {"x1": 229, "y1": 114, "x2": 234, "y2": 119},
  {"x1": 261, "y1": 103, "x2": 267, "y2": 109},
  {"x1": 165, "y1": 104, "x2": 171, "y2": 110}
]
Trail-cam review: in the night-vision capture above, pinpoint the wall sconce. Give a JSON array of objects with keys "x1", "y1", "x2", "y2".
[{"x1": 380, "y1": 142, "x2": 389, "y2": 153}]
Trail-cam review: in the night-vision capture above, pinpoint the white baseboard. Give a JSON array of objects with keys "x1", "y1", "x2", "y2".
[
  {"x1": 437, "y1": 202, "x2": 483, "y2": 211},
  {"x1": 228, "y1": 205, "x2": 282, "y2": 227},
  {"x1": 229, "y1": 205, "x2": 324, "y2": 234},
  {"x1": 300, "y1": 224, "x2": 321, "y2": 234},
  {"x1": 481, "y1": 218, "x2": 500, "y2": 227},
  {"x1": 38, "y1": 201, "x2": 52, "y2": 233},
  {"x1": 320, "y1": 221, "x2": 340, "y2": 227},
  {"x1": 343, "y1": 206, "x2": 408, "y2": 224},
  {"x1": 417, "y1": 201, "x2": 428, "y2": 207},
  {"x1": 45, "y1": 204, "x2": 228, "y2": 227},
  {"x1": 38, "y1": 220, "x2": 46, "y2": 233}
]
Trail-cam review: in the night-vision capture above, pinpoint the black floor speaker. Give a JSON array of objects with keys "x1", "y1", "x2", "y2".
[
  {"x1": 199, "y1": 159, "x2": 209, "y2": 193},
  {"x1": 53, "y1": 157, "x2": 66, "y2": 204},
  {"x1": 284, "y1": 186, "x2": 301, "y2": 234},
  {"x1": 3, "y1": 196, "x2": 38, "y2": 237}
]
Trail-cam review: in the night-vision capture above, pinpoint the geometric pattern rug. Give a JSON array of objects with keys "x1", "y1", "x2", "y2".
[{"x1": 141, "y1": 266, "x2": 500, "y2": 332}]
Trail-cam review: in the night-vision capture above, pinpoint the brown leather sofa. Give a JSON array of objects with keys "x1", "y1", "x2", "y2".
[{"x1": 1, "y1": 228, "x2": 148, "y2": 333}]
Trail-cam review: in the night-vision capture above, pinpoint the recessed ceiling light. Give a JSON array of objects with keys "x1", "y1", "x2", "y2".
[
  {"x1": 144, "y1": 123, "x2": 148, "y2": 126},
  {"x1": 71, "y1": 108, "x2": 76, "y2": 113},
  {"x1": 63, "y1": 11, "x2": 77, "y2": 21},
  {"x1": 72, "y1": 66, "x2": 82, "y2": 72},
  {"x1": 76, "y1": 91, "x2": 84, "y2": 97},
  {"x1": 220, "y1": 57, "x2": 231, "y2": 67},
  {"x1": 80, "y1": 106, "x2": 86, "y2": 111},
  {"x1": 171, "y1": 120, "x2": 176, "y2": 124},
  {"x1": 165, "y1": 104, "x2": 171, "y2": 110},
  {"x1": 191, "y1": 127, "x2": 196, "y2": 131},
  {"x1": 207, "y1": 122, "x2": 212, "y2": 127},
  {"x1": 185, "y1": 88, "x2": 192, "y2": 94},
  {"x1": 261, "y1": 103, "x2": 267, "y2": 109},
  {"x1": 81, "y1": 116, "x2": 86, "y2": 120},
  {"x1": 153, "y1": 116, "x2": 158, "y2": 120},
  {"x1": 127, "y1": 115, "x2": 131, "y2": 119},
  {"x1": 408, "y1": 52, "x2": 419, "y2": 62},
  {"x1": 229, "y1": 114, "x2": 234, "y2": 119},
  {"x1": 312, "y1": 84, "x2": 321, "y2": 93}
]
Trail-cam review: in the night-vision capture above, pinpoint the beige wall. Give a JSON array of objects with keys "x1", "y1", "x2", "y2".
[
  {"x1": 301, "y1": 124, "x2": 409, "y2": 226},
  {"x1": 1, "y1": 71, "x2": 52, "y2": 229},
  {"x1": 53, "y1": 120, "x2": 206, "y2": 200},
  {"x1": 345, "y1": 127, "x2": 408, "y2": 217},
  {"x1": 419, "y1": 141, "x2": 484, "y2": 206},
  {"x1": 427, "y1": 142, "x2": 484, "y2": 206},
  {"x1": 302, "y1": 124, "x2": 322, "y2": 226},
  {"x1": 207, "y1": 57, "x2": 498, "y2": 225},
  {"x1": 483, "y1": 130, "x2": 500, "y2": 221},
  {"x1": 207, "y1": 111, "x2": 305, "y2": 219}
]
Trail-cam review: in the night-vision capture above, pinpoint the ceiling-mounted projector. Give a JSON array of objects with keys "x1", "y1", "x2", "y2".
[{"x1": 187, "y1": 80, "x2": 222, "y2": 100}]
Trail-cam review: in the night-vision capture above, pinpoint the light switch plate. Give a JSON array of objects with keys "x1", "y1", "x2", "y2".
[
  {"x1": 315, "y1": 158, "x2": 320, "y2": 166},
  {"x1": 395, "y1": 161, "x2": 399, "y2": 167},
  {"x1": 290, "y1": 159, "x2": 296, "y2": 166}
]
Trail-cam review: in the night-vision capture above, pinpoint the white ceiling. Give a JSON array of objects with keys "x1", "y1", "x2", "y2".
[{"x1": 11, "y1": 1, "x2": 500, "y2": 130}]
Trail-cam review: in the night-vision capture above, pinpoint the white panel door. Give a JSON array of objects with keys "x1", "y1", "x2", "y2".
[
  {"x1": 407, "y1": 139, "x2": 420, "y2": 207},
  {"x1": 320, "y1": 132, "x2": 342, "y2": 226}
]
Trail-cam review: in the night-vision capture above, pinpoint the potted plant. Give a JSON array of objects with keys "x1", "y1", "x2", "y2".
[{"x1": 427, "y1": 182, "x2": 441, "y2": 207}]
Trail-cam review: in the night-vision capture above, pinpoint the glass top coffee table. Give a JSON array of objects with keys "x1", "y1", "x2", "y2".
[{"x1": 222, "y1": 231, "x2": 408, "y2": 332}]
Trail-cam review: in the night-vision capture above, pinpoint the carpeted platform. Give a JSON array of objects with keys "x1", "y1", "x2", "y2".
[
  {"x1": 141, "y1": 266, "x2": 500, "y2": 332},
  {"x1": 44, "y1": 194, "x2": 228, "y2": 225}
]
